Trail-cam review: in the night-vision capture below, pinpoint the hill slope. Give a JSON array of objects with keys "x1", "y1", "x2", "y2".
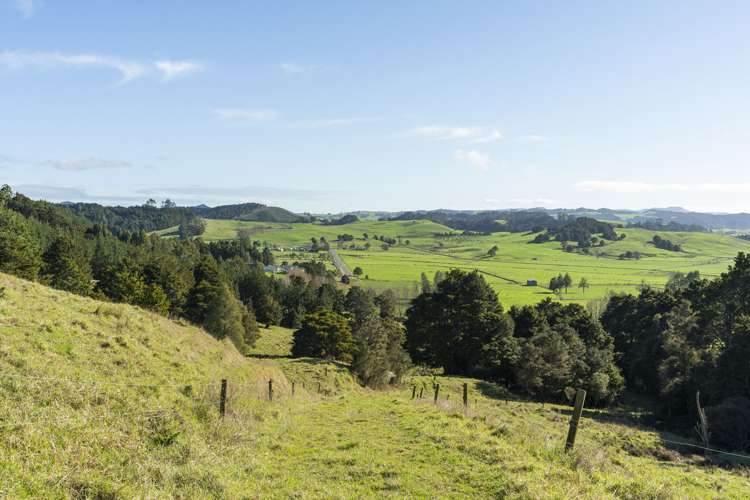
[{"x1": 1, "y1": 274, "x2": 749, "y2": 497}]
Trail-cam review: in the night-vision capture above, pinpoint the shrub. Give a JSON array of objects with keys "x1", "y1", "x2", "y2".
[{"x1": 292, "y1": 309, "x2": 354, "y2": 362}]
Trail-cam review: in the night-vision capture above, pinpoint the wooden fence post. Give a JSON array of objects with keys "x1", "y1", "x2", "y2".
[
  {"x1": 219, "y1": 379, "x2": 227, "y2": 418},
  {"x1": 463, "y1": 383, "x2": 468, "y2": 409},
  {"x1": 565, "y1": 389, "x2": 586, "y2": 451},
  {"x1": 411, "y1": 385, "x2": 416, "y2": 399},
  {"x1": 433, "y1": 384, "x2": 440, "y2": 405},
  {"x1": 292, "y1": 381, "x2": 295, "y2": 397},
  {"x1": 318, "y1": 381, "x2": 322, "y2": 394},
  {"x1": 268, "y1": 379, "x2": 274, "y2": 401}
]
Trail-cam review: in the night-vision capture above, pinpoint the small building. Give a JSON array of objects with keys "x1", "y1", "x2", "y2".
[{"x1": 526, "y1": 279, "x2": 538, "y2": 287}]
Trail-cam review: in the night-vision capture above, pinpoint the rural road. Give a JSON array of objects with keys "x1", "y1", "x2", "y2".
[{"x1": 329, "y1": 249, "x2": 352, "y2": 276}]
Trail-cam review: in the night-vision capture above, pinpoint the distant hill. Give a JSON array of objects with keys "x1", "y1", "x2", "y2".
[
  {"x1": 375, "y1": 207, "x2": 750, "y2": 232},
  {"x1": 205, "y1": 203, "x2": 308, "y2": 223},
  {"x1": 59, "y1": 201, "x2": 309, "y2": 233}
]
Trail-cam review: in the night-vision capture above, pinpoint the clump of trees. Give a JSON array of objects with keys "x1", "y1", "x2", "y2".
[
  {"x1": 178, "y1": 216, "x2": 207, "y2": 239},
  {"x1": 618, "y1": 251, "x2": 642, "y2": 260},
  {"x1": 531, "y1": 217, "x2": 620, "y2": 250},
  {"x1": 549, "y1": 273, "x2": 573, "y2": 294},
  {"x1": 601, "y1": 253, "x2": 750, "y2": 451},
  {"x1": 404, "y1": 270, "x2": 622, "y2": 404},
  {"x1": 290, "y1": 287, "x2": 411, "y2": 387},
  {"x1": 652, "y1": 235, "x2": 682, "y2": 252}
]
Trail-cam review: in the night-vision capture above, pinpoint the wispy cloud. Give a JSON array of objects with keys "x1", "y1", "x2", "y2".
[
  {"x1": 407, "y1": 125, "x2": 502, "y2": 144},
  {"x1": 0, "y1": 51, "x2": 201, "y2": 84},
  {"x1": 14, "y1": 0, "x2": 34, "y2": 17},
  {"x1": 290, "y1": 117, "x2": 377, "y2": 129},
  {"x1": 516, "y1": 135, "x2": 548, "y2": 144},
  {"x1": 455, "y1": 149, "x2": 491, "y2": 171},
  {"x1": 213, "y1": 108, "x2": 279, "y2": 121},
  {"x1": 575, "y1": 181, "x2": 750, "y2": 194},
  {"x1": 0, "y1": 51, "x2": 146, "y2": 82},
  {"x1": 154, "y1": 60, "x2": 203, "y2": 81},
  {"x1": 279, "y1": 62, "x2": 317, "y2": 76},
  {"x1": 42, "y1": 157, "x2": 133, "y2": 171}
]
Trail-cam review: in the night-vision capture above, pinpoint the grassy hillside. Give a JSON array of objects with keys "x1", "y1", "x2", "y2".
[
  {"x1": 157, "y1": 219, "x2": 750, "y2": 307},
  {"x1": 3, "y1": 274, "x2": 748, "y2": 497}
]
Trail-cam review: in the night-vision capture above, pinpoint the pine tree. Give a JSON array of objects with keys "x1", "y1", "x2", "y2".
[
  {"x1": 0, "y1": 207, "x2": 42, "y2": 280},
  {"x1": 41, "y1": 235, "x2": 94, "y2": 296}
]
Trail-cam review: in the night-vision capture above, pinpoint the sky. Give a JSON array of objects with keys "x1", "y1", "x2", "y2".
[{"x1": 1, "y1": 1, "x2": 750, "y2": 213}]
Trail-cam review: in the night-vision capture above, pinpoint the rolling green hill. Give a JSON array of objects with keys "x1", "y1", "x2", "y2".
[
  {"x1": 1, "y1": 273, "x2": 748, "y2": 497},
  {"x1": 156, "y1": 218, "x2": 750, "y2": 307}
]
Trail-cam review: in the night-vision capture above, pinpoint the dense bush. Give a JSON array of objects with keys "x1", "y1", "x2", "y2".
[{"x1": 291, "y1": 309, "x2": 355, "y2": 362}]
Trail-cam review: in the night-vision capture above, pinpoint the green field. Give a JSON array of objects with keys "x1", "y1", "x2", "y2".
[
  {"x1": 3, "y1": 273, "x2": 749, "y2": 498},
  {"x1": 157, "y1": 219, "x2": 750, "y2": 307}
]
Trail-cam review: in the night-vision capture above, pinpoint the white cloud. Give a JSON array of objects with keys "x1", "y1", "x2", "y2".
[
  {"x1": 0, "y1": 51, "x2": 202, "y2": 83},
  {"x1": 575, "y1": 181, "x2": 750, "y2": 194},
  {"x1": 0, "y1": 51, "x2": 146, "y2": 82},
  {"x1": 279, "y1": 62, "x2": 316, "y2": 75},
  {"x1": 213, "y1": 108, "x2": 279, "y2": 121},
  {"x1": 455, "y1": 149, "x2": 491, "y2": 171},
  {"x1": 154, "y1": 60, "x2": 203, "y2": 81},
  {"x1": 14, "y1": 0, "x2": 34, "y2": 17},
  {"x1": 290, "y1": 117, "x2": 377, "y2": 128},
  {"x1": 407, "y1": 125, "x2": 502, "y2": 143},
  {"x1": 42, "y1": 157, "x2": 133, "y2": 171}
]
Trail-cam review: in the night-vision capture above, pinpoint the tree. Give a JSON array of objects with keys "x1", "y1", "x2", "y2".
[
  {"x1": 487, "y1": 245, "x2": 498, "y2": 257},
  {"x1": 291, "y1": 309, "x2": 355, "y2": 362},
  {"x1": 345, "y1": 287, "x2": 377, "y2": 326},
  {"x1": 203, "y1": 283, "x2": 249, "y2": 352},
  {"x1": 405, "y1": 270, "x2": 515, "y2": 376},
  {"x1": 549, "y1": 275, "x2": 563, "y2": 294},
  {"x1": 257, "y1": 294, "x2": 283, "y2": 328},
  {"x1": 515, "y1": 328, "x2": 572, "y2": 400},
  {"x1": 563, "y1": 273, "x2": 573, "y2": 293},
  {"x1": 578, "y1": 277, "x2": 589, "y2": 294},
  {"x1": 353, "y1": 266, "x2": 363, "y2": 276},
  {"x1": 0, "y1": 185, "x2": 12, "y2": 207},
  {"x1": 420, "y1": 272, "x2": 432, "y2": 294},
  {"x1": 352, "y1": 315, "x2": 411, "y2": 388},
  {"x1": 178, "y1": 216, "x2": 206, "y2": 239},
  {"x1": 42, "y1": 235, "x2": 94, "y2": 296},
  {"x1": 433, "y1": 270, "x2": 446, "y2": 287},
  {"x1": 0, "y1": 207, "x2": 42, "y2": 280},
  {"x1": 665, "y1": 271, "x2": 701, "y2": 293}
]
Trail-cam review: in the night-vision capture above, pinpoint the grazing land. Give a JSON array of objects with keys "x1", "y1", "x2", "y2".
[
  {"x1": 157, "y1": 218, "x2": 750, "y2": 306},
  {"x1": 1, "y1": 273, "x2": 748, "y2": 498}
]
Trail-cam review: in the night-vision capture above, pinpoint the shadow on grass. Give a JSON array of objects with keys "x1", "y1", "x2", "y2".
[{"x1": 246, "y1": 353, "x2": 293, "y2": 359}]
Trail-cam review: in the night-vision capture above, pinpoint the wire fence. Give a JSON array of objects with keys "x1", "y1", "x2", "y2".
[
  {"x1": 0, "y1": 371, "x2": 331, "y2": 430},
  {"x1": 3, "y1": 371, "x2": 750, "y2": 464}
]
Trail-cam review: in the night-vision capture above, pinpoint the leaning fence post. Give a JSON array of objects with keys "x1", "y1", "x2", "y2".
[
  {"x1": 411, "y1": 385, "x2": 416, "y2": 399},
  {"x1": 268, "y1": 379, "x2": 274, "y2": 401},
  {"x1": 291, "y1": 381, "x2": 295, "y2": 397},
  {"x1": 463, "y1": 383, "x2": 468, "y2": 409},
  {"x1": 433, "y1": 384, "x2": 440, "y2": 405},
  {"x1": 418, "y1": 387, "x2": 424, "y2": 399},
  {"x1": 565, "y1": 389, "x2": 586, "y2": 451},
  {"x1": 219, "y1": 379, "x2": 228, "y2": 418}
]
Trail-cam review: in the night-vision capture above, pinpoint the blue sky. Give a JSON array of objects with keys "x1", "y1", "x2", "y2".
[{"x1": 2, "y1": 1, "x2": 750, "y2": 213}]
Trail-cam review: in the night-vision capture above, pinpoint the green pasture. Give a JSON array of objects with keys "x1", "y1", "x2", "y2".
[{"x1": 157, "y1": 219, "x2": 750, "y2": 307}]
